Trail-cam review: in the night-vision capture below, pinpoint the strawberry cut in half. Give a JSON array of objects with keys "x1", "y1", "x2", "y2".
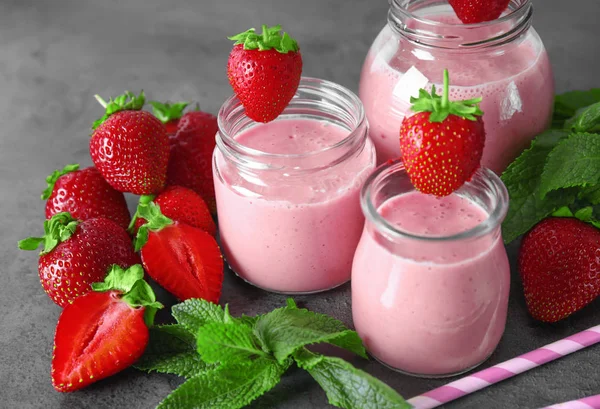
[
  {"x1": 227, "y1": 25, "x2": 303, "y2": 123},
  {"x1": 150, "y1": 101, "x2": 219, "y2": 213},
  {"x1": 134, "y1": 201, "x2": 223, "y2": 303},
  {"x1": 42, "y1": 163, "x2": 131, "y2": 230},
  {"x1": 448, "y1": 0, "x2": 511, "y2": 24},
  {"x1": 52, "y1": 264, "x2": 162, "y2": 392},
  {"x1": 519, "y1": 217, "x2": 600, "y2": 323},
  {"x1": 90, "y1": 91, "x2": 170, "y2": 195},
  {"x1": 18, "y1": 213, "x2": 140, "y2": 307},
  {"x1": 400, "y1": 69, "x2": 486, "y2": 197}
]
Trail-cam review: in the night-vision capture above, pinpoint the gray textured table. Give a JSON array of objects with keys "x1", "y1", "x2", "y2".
[{"x1": 2, "y1": 1, "x2": 600, "y2": 408}]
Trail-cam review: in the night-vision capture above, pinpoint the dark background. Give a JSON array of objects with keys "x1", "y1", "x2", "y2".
[{"x1": 2, "y1": 0, "x2": 600, "y2": 408}]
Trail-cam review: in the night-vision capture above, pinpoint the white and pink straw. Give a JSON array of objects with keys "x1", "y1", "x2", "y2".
[
  {"x1": 540, "y1": 394, "x2": 600, "y2": 409},
  {"x1": 407, "y1": 325, "x2": 600, "y2": 409}
]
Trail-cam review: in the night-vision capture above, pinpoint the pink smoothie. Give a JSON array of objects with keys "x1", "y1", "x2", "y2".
[
  {"x1": 214, "y1": 118, "x2": 375, "y2": 293},
  {"x1": 359, "y1": 16, "x2": 554, "y2": 173},
  {"x1": 351, "y1": 192, "x2": 510, "y2": 376}
]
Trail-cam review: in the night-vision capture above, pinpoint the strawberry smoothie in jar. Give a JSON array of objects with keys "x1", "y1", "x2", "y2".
[
  {"x1": 351, "y1": 161, "x2": 510, "y2": 377},
  {"x1": 359, "y1": 0, "x2": 554, "y2": 173},
  {"x1": 213, "y1": 77, "x2": 376, "y2": 294}
]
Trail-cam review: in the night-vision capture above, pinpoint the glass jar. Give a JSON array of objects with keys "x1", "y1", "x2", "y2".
[
  {"x1": 213, "y1": 77, "x2": 376, "y2": 294},
  {"x1": 351, "y1": 160, "x2": 510, "y2": 377},
  {"x1": 359, "y1": 0, "x2": 554, "y2": 173}
]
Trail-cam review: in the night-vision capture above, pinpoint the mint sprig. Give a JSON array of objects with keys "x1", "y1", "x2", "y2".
[
  {"x1": 553, "y1": 89, "x2": 600, "y2": 128},
  {"x1": 138, "y1": 298, "x2": 409, "y2": 409}
]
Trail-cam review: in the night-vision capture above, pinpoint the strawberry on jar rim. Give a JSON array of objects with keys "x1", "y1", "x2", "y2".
[
  {"x1": 42, "y1": 163, "x2": 131, "y2": 230},
  {"x1": 18, "y1": 212, "x2": 139, "y2": 307},
  {"x1": 150, "y1": 101, "x2": 219, "y2": 213},
  {"x1": 51, "y1": 264, "x2": 162, "y2": 392},
  {"x1": 400, "y1": 69, "x2": 485, "y2": 197},
  {"x1": 90, "y1": 91, "x2": 170, "y2": 195},
  {"x1": 448, "y1": 0, "x2": 511, "y2": 24},
  {"x1": 227, "y1": 24, "x2": 303, "y2": 123},
  {"x1": 134, "y1": 201, "x2": 223, "y2": 303}
]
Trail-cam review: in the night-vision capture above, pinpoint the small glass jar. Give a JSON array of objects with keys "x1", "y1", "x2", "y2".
[
  {"x1": 213, "y1": 77, "x2": 376, "y2": 294},
  {"x1": 359, "y1": 0, "x2": 554, "y2": 173},
  {"x1": 351, "y1": 161, "x2": 510, "y2": 378}
]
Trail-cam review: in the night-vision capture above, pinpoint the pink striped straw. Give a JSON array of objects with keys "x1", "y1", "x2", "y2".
[
  {"x1": 540, "y1": 394, "x2": 600, "y2": 409},
  {"x1": 407, "y1": 325, "x2": 600, "y2": 409}
]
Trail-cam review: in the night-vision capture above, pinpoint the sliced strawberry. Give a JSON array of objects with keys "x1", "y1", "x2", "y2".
[
  {"x1": 52, "y1": 265, "x2": 162, "y2": 392},
  {"x1": 135, "y1": 202, "x2": 223, "y2": 303}
]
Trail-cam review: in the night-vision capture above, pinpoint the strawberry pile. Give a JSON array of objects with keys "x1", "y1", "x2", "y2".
[{"x1": 18, "y1": 90, "x2": 224, "y2": 392}]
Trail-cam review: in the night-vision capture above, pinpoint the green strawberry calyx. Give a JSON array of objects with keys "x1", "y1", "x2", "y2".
[
  {"x1": 134, "y1": 201, "x2": 173, "y2": 251},
  {"x1": 18, "y1": 212, "x2": 79, "y2": 255},
  {"x1": 91, "y1": 264, "x2": 163, "y2": 326},
  {"x1": 410, "y1": 69, "x2": 483, "y2": 123},
  {"x1": 92, "y1": 90, "x2": 146, "y2": 130},
  {"x1": 228, "y1": 24, "x2": 299, "y2": 53},
  {"x1": 41, "y1": 164, "x2": 80, "y2": 200},
  {"x1": 127, "y1": 194, "x2": 156, "y2": 234},
  {"x1": 149, "y1": 101, "x2": 190, "y2": 124}
]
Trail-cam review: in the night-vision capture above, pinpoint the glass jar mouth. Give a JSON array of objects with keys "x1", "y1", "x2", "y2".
[
  {"x1": 361, "y1": 160, "x2": 509, "y2": 242},
  {"x1": 216, "y1": 76, "x2": 366, "y2": 162},
  {"x1": 387, "y1": 0, "x2": 533, "y2": 49}
]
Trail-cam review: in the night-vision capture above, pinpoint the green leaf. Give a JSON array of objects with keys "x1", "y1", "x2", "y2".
[
  {"x1": 18, "y1": 212, "x2": 79, "y2": 255},
  {"x1": 578, "y1": 184, "x2": 600, "y2": 204},
  {"x1": 539, "y1": 133, "x2": 600, "y2": 196},
  {"x1": 91, "y1": 264, "x2": 144, "y2": 293},
  {"x1": 254, "y1": 306, "x2": 367, "y2": 363},
  {"x1": 294, "y1": 349, "x2": 410, "y2": 409},
  {"x1": 134, "y1": 201, "x2": 173, "y2": 251},
  {"x1": 172, "y1": 299, "x2": 227, "y2": 333},
  {"x1": 41, "y1": 164, "x2": 79, "y2": 200},
  {"x1": 157, "y1": 358, "x2": 288, "y2": 409},
  {"x1": 552, "y1": 206, "x2": 574, "y2": 217},
  {"x1": 228, "y1": 24, "x2": 299, "y2": 53},
  {"x1": 196, "y1": 322, "x2": 267, "y2": 365},
  {"x1": 135, "y1": 324, "x2": 214, "y2": 378},
  {"x1": 501, "y1": 129, "x2": 578, "y2": 243},
  {"x1": 121, "y1": 280, "x2": 163, "y2": 326},
  {"x1": 565, "y1": 101, "x2": 600, "y2": 133},
  {"x1": 127, "y1": 194, "x2": 155, "y2": 234},
  {"x1": 92, "y1": 90, "x2": 145, "y2": 130},
  {"x1": 553, "y1": 89, "x2": 600, "y2": 128},
  {"x1": 150, "y1": 101, "x2": 189, "y2": 124}
]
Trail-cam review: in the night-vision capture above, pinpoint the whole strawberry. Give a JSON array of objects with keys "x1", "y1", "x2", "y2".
[
  {"x1": 448, "y1": 0, "x2": 511, "y2": 24},
  {"x1": 18, "y1": 212, "x2": 139, "y2": 307},
  {"x1": 400, "y1": 69, "x2": 485, "y2": 197},
  {"x1": 227, "y1": 24, "x2": 302, "y2": 123},
  {"x1": 52, "y1": 264, "x2": 162, "y2": 392},
  {"x1": 42, "y1": 163, "x2": 131, "y2": 230},
  {"x1": 519, "y1": 217, "x2": 600, "y2": 323},
  {"x1": 90, "y1": 91, "x2": 170, "y2": 195},
  {"x1": 150, "y1": 101, "x2": 218, "y2": 212},
  {"x1": 135, "y1": 202, "x2": 223, "y2": 303},
  {"x1": 130, "y1": 186, "x2": 216, "y2": 236}
]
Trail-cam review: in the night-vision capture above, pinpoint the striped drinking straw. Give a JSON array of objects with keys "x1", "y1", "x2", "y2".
[
  {"x1": 540, "y1": 394, "x2": 600, "y2": 409},
  {"x1": 407, "y1": 325, "x2": 600, "y2": 409}
]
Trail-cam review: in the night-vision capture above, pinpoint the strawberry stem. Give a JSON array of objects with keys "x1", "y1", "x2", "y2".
[
  {"x1": 127, "y1": 194, "x2": 156, "y2": 234},
  {"x1": 134, "y1": 201, "x2": 173, "y2": 251},
  {"x1": 41, "y1": 164, "x2": 79, "y2": 200},
  {"x1": 149, "y1": 101, "x2": 190, "y2": 124},
  {"x1": 228, "y1": 24, "x2": 299, "y2": 54},
  {"x1": 18, "y1": 212, "x2": 79, "y2": 255},
  {"x1": 92, "y1": 91, "x2": 146, "y2": 130},
  {"x1": 409, "y1": 69, "x2": 483, "y2": 123}
]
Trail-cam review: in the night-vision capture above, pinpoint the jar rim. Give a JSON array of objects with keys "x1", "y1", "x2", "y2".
[
  {"x1": 360, "y1": 160, "x2": 509, "y2": 242},
  {"x1": 216, "y1": 76, "x2": 366, "y2": 161}
]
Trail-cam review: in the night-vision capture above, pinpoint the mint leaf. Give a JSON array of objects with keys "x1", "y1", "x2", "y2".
[
  {"x1": 196, "y1": 322, "x2": 267, "y2": 365},
  {"x1": 579, "y1": 184, "x2": 600, "y2": 204},
  {"x1": 294, "y1": 349, "x2": 410, "y2": 409},
  {"x1": 254, "y1": 306, "x2": 367, "y2": 362},
  {"x1": 565, "y1": 102, "x2": 600, "y2": 133},
  {"x1": 553, "y1": 89, "x2": 600, "y2": 128},
  {"x1": 135, "y1": 325, "x2": 214, "y2": 378},
  {"x1": 172, "y1": 299, "x2": 226, "y2": 333},
  {"x1": 157, "y1": 358, "x2": 288, "y2": 409},
  {"x1": 539, "y1": 133, "x2": 600, "y2": 196},
  {"x1": 501, "y1": 129, "x2": 577, "y2": 243}
]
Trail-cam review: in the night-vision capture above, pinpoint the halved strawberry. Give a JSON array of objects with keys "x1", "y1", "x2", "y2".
[
  {"x1": 52, "y1": 265, "x2": 162, "y2": 392},
  {"x1": 134, "y1": 201, "x2": 223, "y2": 303}
]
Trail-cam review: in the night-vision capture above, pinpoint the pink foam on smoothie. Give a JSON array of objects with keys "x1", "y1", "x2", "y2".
[
  {"x1": 351, "y1": 191, "x2": 510, "y2": 375},
  {"x1": 215, "y1": 118, "x2": 375, "y2": 293},
  {"x1": 359, "y1": 14, "x2": 554, "y2": 172}
]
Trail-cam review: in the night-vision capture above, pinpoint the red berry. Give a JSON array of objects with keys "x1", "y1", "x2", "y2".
[
  {"x1": 519, "y1": 217, "x2": 600, "y2": 323},
  {"x1": 448, "y1": 0, "x2": 511, "y2": 24}
]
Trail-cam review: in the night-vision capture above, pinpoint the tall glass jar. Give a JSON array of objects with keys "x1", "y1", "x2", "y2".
[
  {"x1": 214, "y1": 77, "x2": 376, "y2": 294},
  {"x1": 352, "y1": 161, "x2": 510, "y2": 377},
  {"x1": 359, "y1": 0, "x2": 554, "y2": 173}
]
